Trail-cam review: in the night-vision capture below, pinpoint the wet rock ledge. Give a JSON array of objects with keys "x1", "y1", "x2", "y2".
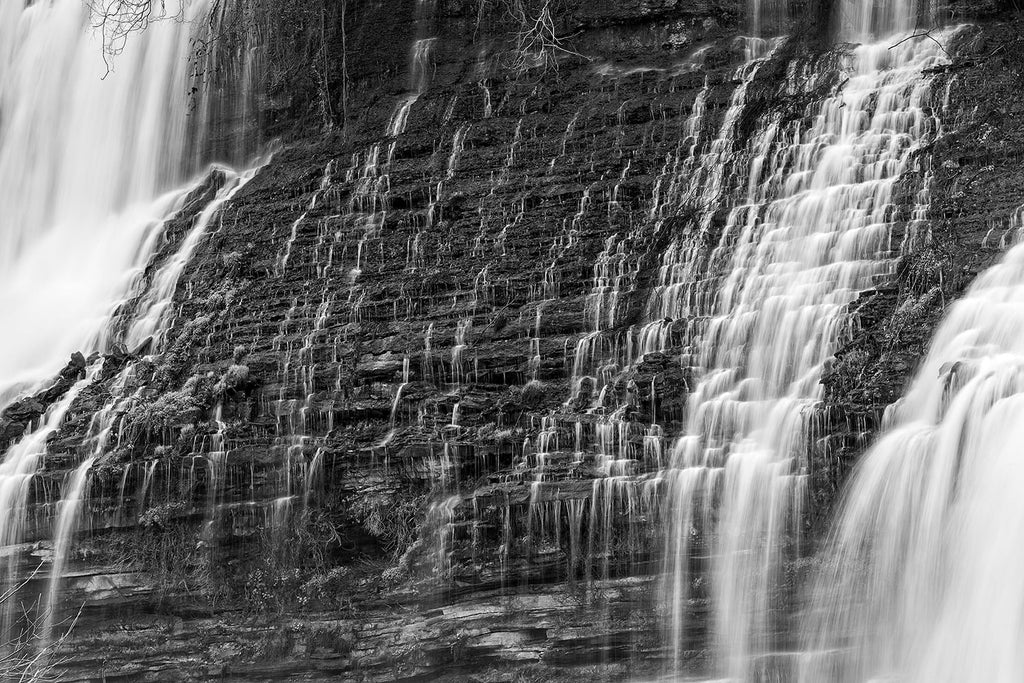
[{"x1": 17, "y1": 0, "x2": 1024, "y2": 680}]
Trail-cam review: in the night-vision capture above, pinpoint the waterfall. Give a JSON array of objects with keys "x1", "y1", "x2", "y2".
[
  {"x1": 837, "y1": 0, "x2": 940, "y2": 41},
  {"x1": 251, "y1": 0, "x2": 445, "y2": 552},
  {"x1": 0, "y1": 2, "x2": 187, "y2": 401},
  {"x1": 800, "y1": 205, "x2": 1024, "y2": 682},
  {"x1": 0, "y1": 0, "x2": 996, "y2": 674},
  {"x1": 0, "y1": 0, "x2": 262, "y2": 655},
  {"x1": 749, "y1": 0, "x2": 790, "y2": 39},
  {"x1": 658, "y1": 1, "x2": 951, "y2": 678},
  {"x1": 0, "y1": 0, "x2": 260, "y2": 402}
]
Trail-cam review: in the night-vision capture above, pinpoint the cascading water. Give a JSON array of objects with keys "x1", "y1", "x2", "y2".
[
  {"x1": 798, "y1": 217, "x2": 1024, "y2": 680},
  {"x1": 655, "y1": 0, "x2": 951, "y2": 678},
  {"x1": 0, "y1": 2, "x2": 194, "y2": 402},
  {"x1": 0, "y1": 0, "x2": 998, "y2": 676},
  {"x1": 837, "y1": 0, "x2": 939, "y2": 42},
  {"x1": 0, "y1": 0, "x2": 262, "y2": 659}
]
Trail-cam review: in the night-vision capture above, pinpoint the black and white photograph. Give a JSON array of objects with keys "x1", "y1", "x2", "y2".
[{"x1": 0, "y1": 0, "x2": 1020, "y2": 680}]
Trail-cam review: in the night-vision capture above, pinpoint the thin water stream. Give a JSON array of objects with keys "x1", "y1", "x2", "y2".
[{"x1": 0, "y1": 0, "x2": 263, "y2": 657}]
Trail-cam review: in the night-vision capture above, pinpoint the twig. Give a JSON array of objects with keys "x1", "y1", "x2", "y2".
[{"x1": 889, "y1": 29, "x2": 950, "y2": 59}]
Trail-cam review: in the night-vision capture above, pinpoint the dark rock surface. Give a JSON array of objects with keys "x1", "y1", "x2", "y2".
[{"x1": 6, "y1": 1, "x2": 1024, "y2": 680}]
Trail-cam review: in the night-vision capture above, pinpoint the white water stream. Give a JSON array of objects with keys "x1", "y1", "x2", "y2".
[
  {"x1": 0, "y1": 0, "x2": 249, "y2": 400},
  {"x1": 800, "y1": 216, "x2": 1024, "y2": 683},
  {"x1": 0, "y1": 0, "x2": 260, "y2": 651},
  {"x1": 658, "y1": 2, "x2": 951, "y2": 677}
]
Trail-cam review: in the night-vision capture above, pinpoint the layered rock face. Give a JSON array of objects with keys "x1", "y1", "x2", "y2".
[{"x1": 5, "y1": 0, "x2": 1024, "y2": 680}]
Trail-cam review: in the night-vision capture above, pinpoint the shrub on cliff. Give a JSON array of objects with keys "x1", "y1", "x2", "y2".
[
  {"x1": 520, "y1": 379, "x2": 547, "y2": 407},
  {"x1": 125, "y1": 390, "x2": 201, "y2": 435},
  {"x1": 221, "y1": 250, "x2": 244, "y2": 274},
  {"x1": 121, "y1": 375, "x2": 211, "y2": 445},
  {"x1": 138, "y1": 501, "x2": 188, "y2": 528},
  {"x1": 298, "y1": 567, "x2": 354, "y2": 609},
  {"x1": 214, "y1": 363, "x2": 253, "y2": 396}
]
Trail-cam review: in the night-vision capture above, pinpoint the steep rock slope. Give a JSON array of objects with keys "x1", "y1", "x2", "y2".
[{"x1": 9, "y1": 0, "x2": 1024, "y2": 680}]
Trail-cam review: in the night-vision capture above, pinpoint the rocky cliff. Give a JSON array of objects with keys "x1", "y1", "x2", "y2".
[{"x1": 6, "y1": 0, "x2": 1024, "y2": 680}]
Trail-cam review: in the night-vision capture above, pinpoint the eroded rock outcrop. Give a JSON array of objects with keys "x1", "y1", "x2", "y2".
[{"x1": 10, "y1": 1, "x2": 1024, "y2": 680}]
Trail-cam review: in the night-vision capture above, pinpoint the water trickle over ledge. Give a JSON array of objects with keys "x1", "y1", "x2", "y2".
[{"x1": 1, "y1": 0, "x2": 1023, "y2": 680}]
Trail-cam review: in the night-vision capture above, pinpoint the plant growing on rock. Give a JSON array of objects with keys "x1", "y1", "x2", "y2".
[
  {"x1": 232, "y1": 344, "x2": 250, "y2": 363},
  {"x1": 476, "y1": 422, "x2": 499, "y2": 441},
  {"x1": 244, "y1": 566, "x2": 304, "y2": 615},
  {"x1": 138, "y1": 501, "x2": 188, "y2": 528},
  {"x1": 520, "y1": 379, "x2": 547, "y2": 407},
  {"x1": 214, "y1": 363, "x2": 252, "y2": 396},
  {"x1": 491, "y1": 427, "x2": 524, "y2": 444},
  {"x1": 123, "y1": 389, "x2": 202, "y2": 442},
  {"x1": 355, "y1": 494, "x2": 426, "y2": 558},
  {"x1": 102, "y1": 514, "x2": 209, "y2": 603},
  {"x1": 884, "y1": 286, "x2": 944, "y2": 352},
  {"x1": 298, "y1": 567, "x2": 354, "y2": 609},
  {"x1": 120, "y1": 374, "x2": 212, "y2": 447},
  {"x1": 221, "y1": 250, "x2": 243, "y2": 273}
]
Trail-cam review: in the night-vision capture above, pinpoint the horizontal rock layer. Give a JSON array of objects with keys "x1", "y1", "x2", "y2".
[{"x1": 5, "y1": 0, "x2": 1024, "y2": 680}]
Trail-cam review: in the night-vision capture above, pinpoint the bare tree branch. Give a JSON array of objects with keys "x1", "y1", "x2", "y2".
[
  {"x1": 504, "y1": 0, "x2": 587, "y2": 76},
  {"x1": 889, "y1": 28, "x2": 951, "y2": 59},
  {"x1": 0, "y1": 563, "x2": 82, "y2": 682}
]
